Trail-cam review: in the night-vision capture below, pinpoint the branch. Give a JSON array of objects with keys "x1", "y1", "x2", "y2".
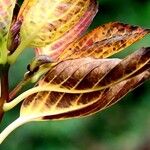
[
  {"x1": 9, "y1": 79, "x2": 29, "y2": 101},
  {"x1": 0, "y1": 65, "x2": 9, "y2": 122}
]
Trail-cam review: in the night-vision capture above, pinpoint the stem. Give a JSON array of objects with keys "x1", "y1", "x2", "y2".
[
  {"x1": 0, "y1": 65, "x2": 9, "y2": 121},
  {"x1": 7, "y1": 42, "x2": 26, "y2": 64},
  {"x1": 0, "y1": 40, "x2": 8, "y2": 65},
  {"x1": 0, "y1": 117, "x2": 32, "y2": 144},
  {"x1": 9, "y1": 79, "x2": 30, "y2": 101},
  {"x1": 4, "y1": 86, "x2": 63, "y2": 111},
  {"x1": 4, "y1": 84, "x2": 100, "y2": 112},
  {"x1": 9, "y1": 68, "x2": 50, "y2": 102}
]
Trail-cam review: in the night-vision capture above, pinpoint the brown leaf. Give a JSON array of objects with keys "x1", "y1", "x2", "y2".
[
  {"x1": 39, "y1": 47, "x2": 150, "y2": 91},
  {"x1": 55, "y1": 22, "x2": 150, "y2": 61},
  {"x1": 20, "y1": 47, "x2": 150, "y2": 120},
  {"x1": 43, "y1": 70, "x2": 150, "y2": 119}
]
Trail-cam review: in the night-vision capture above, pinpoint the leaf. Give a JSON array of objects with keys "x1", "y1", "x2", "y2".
[
  {"x1": 0, "y1": 48, "x2": 149, "y2": 144},
  {"x1": 43, "y1": 70, "x2": 150, "y2": 119},
  {"x1": 18, "y1": 0, "x2": 96, "y2": 48},
  {"x1": 20, "y1": 71, "x2": 150, "y2": 120},
  {"x1": 0, "y1": 0, "x2": 16, "y2": 39},
  {"x1": 7, "y1": 3, "x2": 21, "y2": 53},
  {"x1": 0, "y1": 0, "x2": 16, "y2": 57},
  {"x1": 0, "y1": 70, "x2": 149, "y2": 145},
  {"x1": 35, "y1": 0, "x2": 98, "y2": 57},
  {"x1": 52, "y1": 22, "x2": 149, "y2": 61},
  {"x1": 20, "y1": 47, "x2": 150, "y2": 119}
]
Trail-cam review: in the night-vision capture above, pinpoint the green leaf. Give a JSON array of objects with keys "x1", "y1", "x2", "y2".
[{"x1": 0, "y1": 0, "x2": 16, "y2": 63}]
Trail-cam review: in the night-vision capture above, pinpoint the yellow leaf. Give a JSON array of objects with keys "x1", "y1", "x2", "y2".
[
  {"x1": 35, "y1": 0, "x2": 98, "y2": 57},
  {"x1": 18, "y1": 0, "x2": 95, "y2": 47}
]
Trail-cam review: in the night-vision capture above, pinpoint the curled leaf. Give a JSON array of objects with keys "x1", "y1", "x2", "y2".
[
  {"x1": 7, "y1": 3, "x2": 21, "y2": 53},
  {"x1": 20, "y1": 47, "x2": 150, "y2": 119}
]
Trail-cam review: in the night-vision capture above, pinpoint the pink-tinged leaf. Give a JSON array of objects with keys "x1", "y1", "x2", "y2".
[
  {"x1": 17, "y1": 0, "x2": 97, "y2": 48},
  {"x1": 35, "y1": 0, "x2": 98, "y2": 57}
]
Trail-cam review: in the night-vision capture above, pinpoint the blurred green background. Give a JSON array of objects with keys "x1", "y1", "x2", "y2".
[{"x1": 0, "y1": 0, "x2": 150, "y2": 149}]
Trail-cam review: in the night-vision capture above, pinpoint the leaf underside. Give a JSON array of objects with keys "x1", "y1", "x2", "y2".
[{"x1": 20, "y1": 47, "x2": 150, "y2": 120}]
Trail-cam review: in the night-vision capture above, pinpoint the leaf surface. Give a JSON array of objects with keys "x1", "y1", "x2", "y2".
[
  {"x1": 53, "y1": 22, "x2": 150, "y2": 61},
  {"x1": 20, "y1": 47, "x2": 150, "y2": 120},
  {"x1": 18, "y1": 0, "x2": 96, "y2": 48},
  {"x1": 35, "y1": 0, "x2": 98, "y2": 57},
  {"x1": 0, "y1": 0, "x2": 16, "y2": 38}
]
